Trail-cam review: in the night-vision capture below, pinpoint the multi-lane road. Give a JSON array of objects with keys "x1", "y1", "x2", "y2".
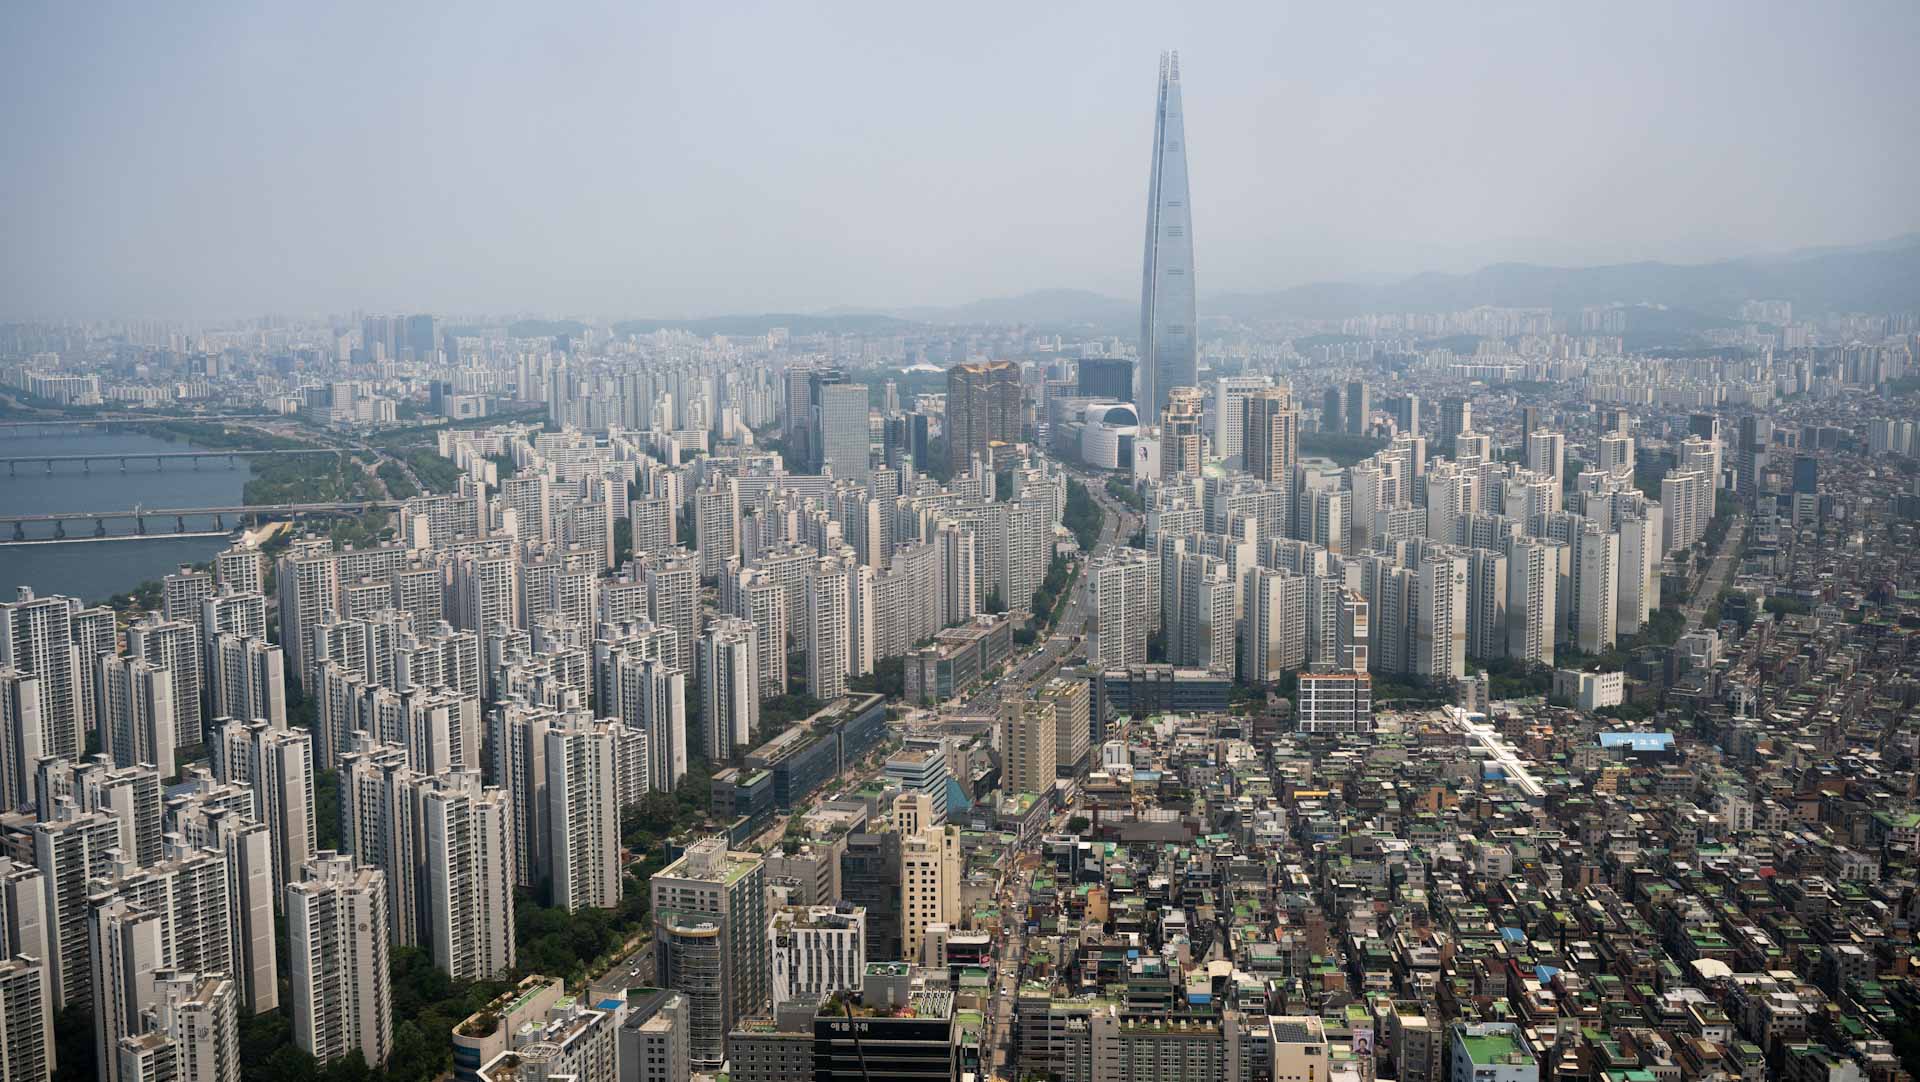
[{"x1": 955, "y1": 464, "x2": 1142, "y2": 716}]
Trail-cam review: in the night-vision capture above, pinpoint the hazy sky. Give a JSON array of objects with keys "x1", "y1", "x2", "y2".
[{"x1": 3, "y1": 1, "x2": 1917, "y2": 321}]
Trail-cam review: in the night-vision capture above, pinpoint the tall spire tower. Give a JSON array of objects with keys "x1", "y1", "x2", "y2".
[{"x1": 1140, "y1": 50, "x2": 1196, "y2": 418}]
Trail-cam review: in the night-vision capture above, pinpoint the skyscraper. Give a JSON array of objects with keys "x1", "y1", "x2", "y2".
[
  {"x1": 1139, "y1": 51, "x2": 1196, "y2": 417},
  {"x1": 946, "y1": 361, "x2": 1021, "y2": 475},
  {"x1": 1159, "y1": 385, "x2": 1205, "y2": 479},
  {"x1": 650, "y1": 837, "x2": 768, "y2": 1072},
  {"x1": 1243, "y1": 386, "x2": 1298, "y2": 486}
]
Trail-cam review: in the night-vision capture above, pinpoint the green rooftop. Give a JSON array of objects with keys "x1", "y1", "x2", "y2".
[{"x1": 1461, "y1": 1031, "x2": 1524, "y2": 1066}]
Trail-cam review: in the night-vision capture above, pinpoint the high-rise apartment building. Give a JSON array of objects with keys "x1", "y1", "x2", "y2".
[
  {"x1": 214, "y1": 546, "x2": 267, "y2": 597},
  {"x1": 1464, "y1": 548, "x2": 1508, "y2": 662},
  {"x1": 127, "y1": 615, "x2": 202, "y2": 751},
  {"x1": 288, "y1": 853, "x2": 391, "y2": 1068},
  {"x1": 1212, "y1": 375, "x2": 1269, "y2": 464},
  {"x1": 696, "y1": 480, "x2": 742, "y2": 582},
  {"x1": 97, "y1": 655, "x2": 176, "y2": 780},
  {"x1": 0, "y1": 956, "x2": 51, "y2": 1082},
  {"x1": 0, "y1": 669, "x2": 41, "y2": 815},
  {"x1": 1159, "y1": 386, "x2": 1205, "y2": 479},
  {"x1": 699, "y1": 619, "x2": 759, "y2": 761},
  {"x1": 33, "y1": 807, "x2": 124, "y2": 1009},
  {"x1": 211, "y1": 720, "x2": 315, "y2": 905},
  {"x1": 805, "y1": 560, "x2": 851, "y2": 703},
  {"x1": 209, "y1": 633, "x2": 285, "y2": 730},
  {"x1": 1526, "y1": 430, "x2": 1566, "y2": 489},
  {"x1": 1571, "y1": 526, "x2": 1619, "y2": 654},
  {"x1": 421, "y1": 773, "x2": 516, "y2": 981},
  {"x1": 545, "y1": 722, "x2": 621, "y2": 911},
  {"x1": 1241, "y1": 568, "x2": 1306, "y2": 685},
  {"x1": 1139, "y1": 52, "x2": 1196, "y2": 416},
  {"x1": 1243, "y1": 387, "x2": 1299, "y2": 485},
  {"x1": 1506, "y1": 539, "x2": 1560, "y2": 667},
  {"x1": 643, "y1": 554, "x2": 700, "y2": 670},
  {"x1": 1413, "y1": 553, "x2": 1468, "y2": 680},
  {"x1": 0, "y1": 589, "x2": 80, "y2": 763}
]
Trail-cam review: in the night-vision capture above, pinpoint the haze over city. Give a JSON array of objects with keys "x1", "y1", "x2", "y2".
[
  {"x1": 4, "y1": 0, "x2": 1919, "y2": 319},
  {"x1": 2, "y1": 7, "x2": 1920, "y2": 1082}
]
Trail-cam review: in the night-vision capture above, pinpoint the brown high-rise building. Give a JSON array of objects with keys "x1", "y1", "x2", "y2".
[
  {"x1": 946, "y1": 361, "x2": 1021, "y2": 474},
  {"x1": 1243, "y1": 386, "x2": 1299, "y2": 484}
]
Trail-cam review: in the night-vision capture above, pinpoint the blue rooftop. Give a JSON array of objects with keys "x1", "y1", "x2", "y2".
[{"x1": 1598, "y1": 732, "x2": 1674, "y2": 752}]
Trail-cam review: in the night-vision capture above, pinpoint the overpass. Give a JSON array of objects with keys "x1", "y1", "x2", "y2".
[
  {"x1": 1, "y1": 447, "x2": 340, "y2": 474},
  {"x1": 0, "y1": 500, "x2": 406, "y2": 541}
]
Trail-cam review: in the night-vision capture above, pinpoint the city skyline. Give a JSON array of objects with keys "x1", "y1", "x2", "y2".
[
  {"x1": 4, "y1": 2, "x2": 1919, "y2": 320},
  {"x1": 0, "y1": 6, "x2": 1918, "y2": 1082}
]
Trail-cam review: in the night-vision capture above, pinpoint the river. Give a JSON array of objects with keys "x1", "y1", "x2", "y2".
[{"x1": 0, "y1": 431, "x2": 251, "y2": 603}]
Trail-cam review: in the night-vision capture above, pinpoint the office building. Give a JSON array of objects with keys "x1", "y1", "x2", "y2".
[
  {"x1": 1271, "y1": 1015, "x2": 1331, "y2": 1082},
  {"x1": 1438, "y1": 397, "x2": 1471, "y2": 453},
  {"x1": 1296, "y1": 671, "x2": 1373, "y2": 734},
  {"x1": 1077, "y1": 357, "x2": 1133, "y2": 403},
  {"x1": 1035, "y1": 678, "x2": 1091, "y2": 775},
  {"x1": 813, "y1": 382, "x2": 871, "y2": 484},
  {"x1": 1001, "y1": 699, "x2": 1057, "y2": 797},
  {"x1": 619, "y1": 988, "x2": 691, "y2": 1082},
  {"x1": 899, "y1": 826, "x2": 960, "y2": 967},
  {"x1": 1139, "y1": 51, "x2": 1197, "y2": 416},
  {"x1": 288, "y1": 853, "x2": 391, "y2": 1068},
  {"x1": 770, "y1": 905, "x2": 865, "y2": 1007},
  {"x1": 947, "y1": 361, "x2": 1021, "y2": 475},
  {"x1": 650, "y1": 838, "x2": 768, "y2": 1072}
]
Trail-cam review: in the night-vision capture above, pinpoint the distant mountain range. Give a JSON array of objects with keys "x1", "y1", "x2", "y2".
[
  {"x1": 600, "y1": 234, "x2": 1920, "y2": 340},
  {"x1": 1205, "y1": 233, "x2": 1920, "y2": 322}
]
